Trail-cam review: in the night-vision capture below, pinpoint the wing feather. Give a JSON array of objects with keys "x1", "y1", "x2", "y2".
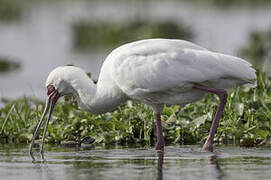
[{"x1": 109, "y1": 40, "x2": 256, "y2": 97}]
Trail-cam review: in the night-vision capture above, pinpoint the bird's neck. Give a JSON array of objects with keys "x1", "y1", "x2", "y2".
[{"x1": 71, "y1": 76, "x2": 126, "y2": 114}]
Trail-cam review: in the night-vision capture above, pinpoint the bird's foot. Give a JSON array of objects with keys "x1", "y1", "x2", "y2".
[
  {"x1": 155, "y1": 141, "x2": 165, "y2": 151},
  {"x1": 202, "y1": 142, "x2": 214, "y2": 152}
]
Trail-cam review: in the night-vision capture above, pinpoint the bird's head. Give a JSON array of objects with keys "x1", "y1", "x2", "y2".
[
  {"x1": 37, "y1": 66, "x2": 88, "y2": 130},
  {"x1": 37, "y1": 66, "x2": 92, "y2": 125},
  {"x1": 45, "y1": 66, "x2": 86, "y2": 105},
  {"x1": 30, "y1": 65, "x2": 89, "y2": 160}
]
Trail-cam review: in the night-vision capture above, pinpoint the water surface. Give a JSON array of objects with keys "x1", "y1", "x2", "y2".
[{"x1": 1, "y1": 144, "x2": 271, "y2": 180}]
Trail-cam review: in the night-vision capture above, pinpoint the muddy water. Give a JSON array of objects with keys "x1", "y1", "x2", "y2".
[{"x1": 1, "y1": 144, "x2": 271, "y2": 180}]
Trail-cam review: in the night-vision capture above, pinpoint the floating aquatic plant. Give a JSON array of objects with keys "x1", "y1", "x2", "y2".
[
  {"x1": 240, "y1": 31, "x2": 271, "y2": 75},
  {"x1": 0, "y1": 0, "x2": 23, "y2": 21},
  {"x1": 0, "y1": 71, "x2": 270, "y2": 148},
  {"x1": 0, "y1": 57, "x2": 21, "y2": 73},
  {"x1": 72, "y1": 20, "x2": 192, "y2": 51}
]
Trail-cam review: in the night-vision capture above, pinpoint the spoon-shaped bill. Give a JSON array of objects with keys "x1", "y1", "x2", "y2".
[
  {"x1": 29, "y1": 97, "x2": 51, "y2": 161},
  {"x1": 40, "y1": 100, "x2": 55, "y2": 161}
]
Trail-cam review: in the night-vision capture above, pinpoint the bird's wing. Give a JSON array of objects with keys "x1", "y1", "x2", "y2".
[{"x1": 111, "y1": 47, "x2": 256, "y2": 98}]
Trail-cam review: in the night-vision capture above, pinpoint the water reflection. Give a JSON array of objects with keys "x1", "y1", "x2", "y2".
[
  {"x1": 34, "y1": 163, "x2": 55, "y2": 180},
  {"x1": 2, "y1": 145, "x2": 271, "y2": 179},
  {"x1": 207, "y1": 154, "x2": 225, "y2": 180},
  {"x1": 157, "y1": 151, "x2": 164, "y2": 180}
]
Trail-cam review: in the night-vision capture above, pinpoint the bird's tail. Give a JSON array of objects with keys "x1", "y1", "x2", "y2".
[{"x1": 243, "y1": 79, "x2": 257, "y2": 88}]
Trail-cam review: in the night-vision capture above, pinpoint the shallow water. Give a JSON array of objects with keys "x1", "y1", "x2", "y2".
[{"x1": 1, "y1": 144, "x2": 271, "y2": 180}]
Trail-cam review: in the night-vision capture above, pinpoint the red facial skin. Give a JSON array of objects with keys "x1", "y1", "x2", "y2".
[{"x1": 47, "y1": 85, "x2": 60, "y2": 104}]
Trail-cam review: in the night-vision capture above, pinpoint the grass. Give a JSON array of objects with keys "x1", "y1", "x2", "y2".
[{"x1": 0, "y1": 71, "x2": 271, "y2": 148}]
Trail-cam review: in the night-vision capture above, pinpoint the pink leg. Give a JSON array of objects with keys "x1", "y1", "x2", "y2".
[
  {"x1": 155, "y1": 113, "x2": 165, "y2": 151},
  {"x1": 193, "y1": 84, "x2": 227, "y2": 152}
]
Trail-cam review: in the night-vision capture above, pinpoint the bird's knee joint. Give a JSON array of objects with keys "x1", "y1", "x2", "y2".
[{"x1": 219, "y1": 90, "x2": 227, "y2": 101}]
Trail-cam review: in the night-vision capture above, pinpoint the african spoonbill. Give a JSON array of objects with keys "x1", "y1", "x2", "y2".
[{"x1": 29, "y1": 38, "x2": 257, "y2": 160}]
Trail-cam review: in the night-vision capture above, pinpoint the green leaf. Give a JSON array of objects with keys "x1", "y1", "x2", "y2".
[{"x1": 193, "y1": 115, "x2": 208, "y2": 128}]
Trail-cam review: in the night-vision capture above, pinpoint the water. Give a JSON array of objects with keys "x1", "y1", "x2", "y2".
[
  {"x1": 1, "y1": 144, "x2": 271, "y2": 180},
  {"x1": 1, "y1": 0, "x2": 271, "y2": 102}
]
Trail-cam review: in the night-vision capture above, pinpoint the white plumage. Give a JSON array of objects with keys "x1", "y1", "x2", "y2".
[
  {"x1": 30, "y1": 38, "x2": 257, "y2": 160},
  {"x1": 106, "y1": 39, "x2": 256, "y2": 108}
]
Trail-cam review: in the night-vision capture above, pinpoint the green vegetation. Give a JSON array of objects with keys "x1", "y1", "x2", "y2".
[
  {"x1": 240, "y1": 31, "x2": 271, "y2": 70},
  {"x1": 0, "y1": 71, "x2": 270, "y2": 148},
  {"x1": 0, "y1": 57, "x2": 21, "y2": 73},
  {"x1": 0, "y1": 0, "x2": 23, "y2": 21},
  {"x1": 72, "y1": 20, "x2": 192, "y2": 51}
]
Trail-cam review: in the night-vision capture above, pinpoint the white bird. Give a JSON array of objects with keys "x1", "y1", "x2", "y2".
[{"x1": 29, "y1": 38, "x2": 257, "y2": 160}]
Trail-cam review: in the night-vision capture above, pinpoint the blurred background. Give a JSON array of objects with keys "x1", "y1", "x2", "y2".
[{"x1": 0, "y1": 0, "x2": 271, "y2": 107}]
